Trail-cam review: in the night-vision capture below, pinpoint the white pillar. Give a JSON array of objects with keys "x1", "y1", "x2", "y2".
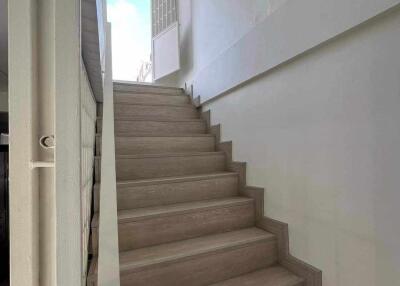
[
  {"x1": 9, "y1": 0, "x2": 40, "y2": 285},
  {"x1": 54, "y1": 0, "x2": 82, "y2": 285},
  {"x1": 9, "y1": 0, "x2": 83, "y2": 285}
]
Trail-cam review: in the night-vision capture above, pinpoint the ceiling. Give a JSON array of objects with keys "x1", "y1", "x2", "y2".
[{"x1": 0, "y1": 0, "x2": 7, "y2": 77}]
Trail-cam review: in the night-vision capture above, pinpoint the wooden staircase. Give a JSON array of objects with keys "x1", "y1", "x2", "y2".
[{"x1": 87, "y1": 83, "x2": 321, "y2": 286}]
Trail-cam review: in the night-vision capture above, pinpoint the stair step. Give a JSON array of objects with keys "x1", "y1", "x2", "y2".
[
  {"x1": 209, "y1": 266, "x2": 305, "y2": 286},
  {"x1": 98, "y1": 103, "x2": 199, "y2": 120},
  {"x1": 96, "y1": 134, "x2": 215, "y2": 155},
  {"x1": 113, "y1": 82, "x2": 184, "y2": 95},
  {"x1": 96, "y1": 151, "x2": 226, "y2": 181},
  {"x1": 91, "y1": 197, "x2": 255, "y2": 252},
  {"x1": 93, "y1": 172, "x2": 239, "y2": 211},
  {"x1": 114, "y1": 92, "x2": 190, "y2": 106},
  {"x1": 88, "y1": 228, "x2": 277, "y2": 286},
  {"x1": 97, "y1": 118, "x2": 207, "y2": 135}
]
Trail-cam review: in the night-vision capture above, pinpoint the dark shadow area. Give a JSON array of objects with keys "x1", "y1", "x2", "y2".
[{"x1": 0, "y1": 0, "x2": 9, "y2": 284}]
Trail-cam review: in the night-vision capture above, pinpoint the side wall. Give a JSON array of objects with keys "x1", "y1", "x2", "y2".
[
  {"x1": 203, "y1": 8, "x2": 400, "y2": 286},
  {"x1": 157, "y1": 0, "x2": 288, "y2": 87},
  {"x1": 80, "y1": 62, "x2": 97, "y2": 284}
]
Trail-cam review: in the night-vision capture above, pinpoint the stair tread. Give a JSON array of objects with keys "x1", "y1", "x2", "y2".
[
  {"x1": 112, "y1": 151, "x2": 224, "y2": 160},
  {"x1": 92, "y1": 197, "x2": 253, "y2": 226},
  {"x1": 97, "y1": 116, "x2": 204, "y2": 123},
  {"x1": 95, "y1": 151, "x2": 225, "y2": 160},
  {"x1": 95, "y1": 152, "x2": 225, "y2": 163},
  {"x1": 114, "y1": 92, "x2": 187, "y2": 97},
  {"x1": 112, "y1": 101, "x2": 193, "y2": 108},
  {"x1": 113, "y1": 116, "x2": 201, "y2": 121},
  {"x1": 112, "y1": 102, "x2": 195, "y2": 108},
  {"x1": 94, "y1": 172, "x2": 238, "y2": 189},
  {"x1": 120, "y1": 227, "x2": 273, "y2": 273},
  {"x1": 96, "y1": 133, "x2": 214, "y2": 138},
  {"x1": 209, "y1": 266, "x2": 304, "y2": 286},
  {"x1": 117, "y1": 172, "x2": 237, "y2": 186},
  {"x1": 90, "y1": 228, "x2": 275, "y2": 275},
  {"x1": 113, "y1": 81, "x2": 183, "y2": 91},
  {"x1": 113, "y1": 132, "x2": 208, "y2": 137}
]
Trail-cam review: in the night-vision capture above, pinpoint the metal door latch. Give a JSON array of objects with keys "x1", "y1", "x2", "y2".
[
  {"x1": 39, "y1": 135, "x2": 55, "y2": 149},
  {"x1": 30, "y1": 135, "x2": 55, "y2": 169}
]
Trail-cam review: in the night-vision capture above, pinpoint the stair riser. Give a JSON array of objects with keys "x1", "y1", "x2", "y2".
[
  {"x1": 96, "y1": 136, "x2": 215, "y2": 155},
  {"x1": 114, "y1": 92, "x2": 190, "y2": 105},
  {"x1": 114, "y1": 84, "x2": 184, "y2": 95},
  {"x1": 92, "y1": 202, "x2": 255, "y2": 253},
  {"x1": 120, "y1": 240, "x2": 277, "y2": 286},
  {"x1": 95, "y1": 153, "x2": 226, "y2": 181},
  {"x1": 98, "y1": 104, "x2": 199, "y2": 119},
  {"x1": 97, "y1": 119, "x2": 207, "y2": 135},
  {"x1": 93, "y1": 175, "x2": 239, "y2": 211}
]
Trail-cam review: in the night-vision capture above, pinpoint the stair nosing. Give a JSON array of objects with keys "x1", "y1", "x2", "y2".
[
  {"x1": 113, "y1": 81, "x2": 184, "y2": 91},
  {"x1": 113, "y1": 100, "x2": 189, "y2": 106},
  {"x1": 95, "y1": 151, "x2": 225, "y2": 160},
  {"x1": 97, "y1": 117, "x2": 205, "y2": 123},
  {"x1": 93, "y1": 172, "x2": 238, "y2": 190},
  {"x1": 112, "y1": 116, "x2": 200, "y2": 121},
  {"x1": 88, "y1": 229, "x2": 276, "y2": 277},
  {"x1": 95, "y1": 133, "x2": 214, "y2": 138},
  {"x1": 92, "y1": 197, "x2": 253, "y2": 227},
  {"x1": 114, "y1": 91, "x2": 188, "y2": 96},
  {"x1": 120, "y1": 228, "x2": 275, "y2": 274},
  {"x1": 107, "y1": 102, "x2": 196, "y2": 109},
  {"x1": 113, "y1": 102, "x2": 192, "y2": 107},
  {"x1": 112, "y1": 132, "x2": 209, "y2": 137},
  {"x1": 113, "y1": 90, "x2": 185, "y2": 96}
]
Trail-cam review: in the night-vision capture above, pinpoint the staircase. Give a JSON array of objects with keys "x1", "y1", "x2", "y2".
[{"x1": 88, "y1": 83, "x2": 317, "y2": 286}]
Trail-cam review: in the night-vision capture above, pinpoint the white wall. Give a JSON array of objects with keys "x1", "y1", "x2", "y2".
[
  {"x1": 203, "y1": 7, "x2": 400, "y2": 286},
  {"x1": 157, "y1": 0, "x2": 288, "y2": 86}
]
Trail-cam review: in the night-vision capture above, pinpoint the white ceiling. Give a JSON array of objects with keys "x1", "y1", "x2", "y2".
[{"x1": 0, "y1": 0, "x2": 7, "y2": 76}]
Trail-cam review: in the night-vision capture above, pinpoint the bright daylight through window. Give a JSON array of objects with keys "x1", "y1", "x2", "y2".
[{"x1": 107, "y1": 0, "x2": 152, "y2": 82}]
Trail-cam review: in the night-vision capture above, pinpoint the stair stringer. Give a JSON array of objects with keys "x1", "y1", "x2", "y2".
[{"x1": 201, "y1": 110, "x2": 322, "y2": 286}]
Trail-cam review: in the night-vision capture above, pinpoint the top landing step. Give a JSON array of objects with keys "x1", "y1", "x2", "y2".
[{"x1": 113, "y1": 81, "x2": 184, "y2": 95}]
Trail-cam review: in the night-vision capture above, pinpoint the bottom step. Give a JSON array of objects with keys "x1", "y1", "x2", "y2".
[
  {"x1": 88, "y1": 228, "x2": 278, "y2": 286},
  {"x1": 209, "y1": 266, "x2": 304, "y2": 286}
]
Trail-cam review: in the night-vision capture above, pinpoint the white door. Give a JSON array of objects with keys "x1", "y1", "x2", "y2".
[{"x1": 151, "y1": 0, "x2": 180, "y2": 80}]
